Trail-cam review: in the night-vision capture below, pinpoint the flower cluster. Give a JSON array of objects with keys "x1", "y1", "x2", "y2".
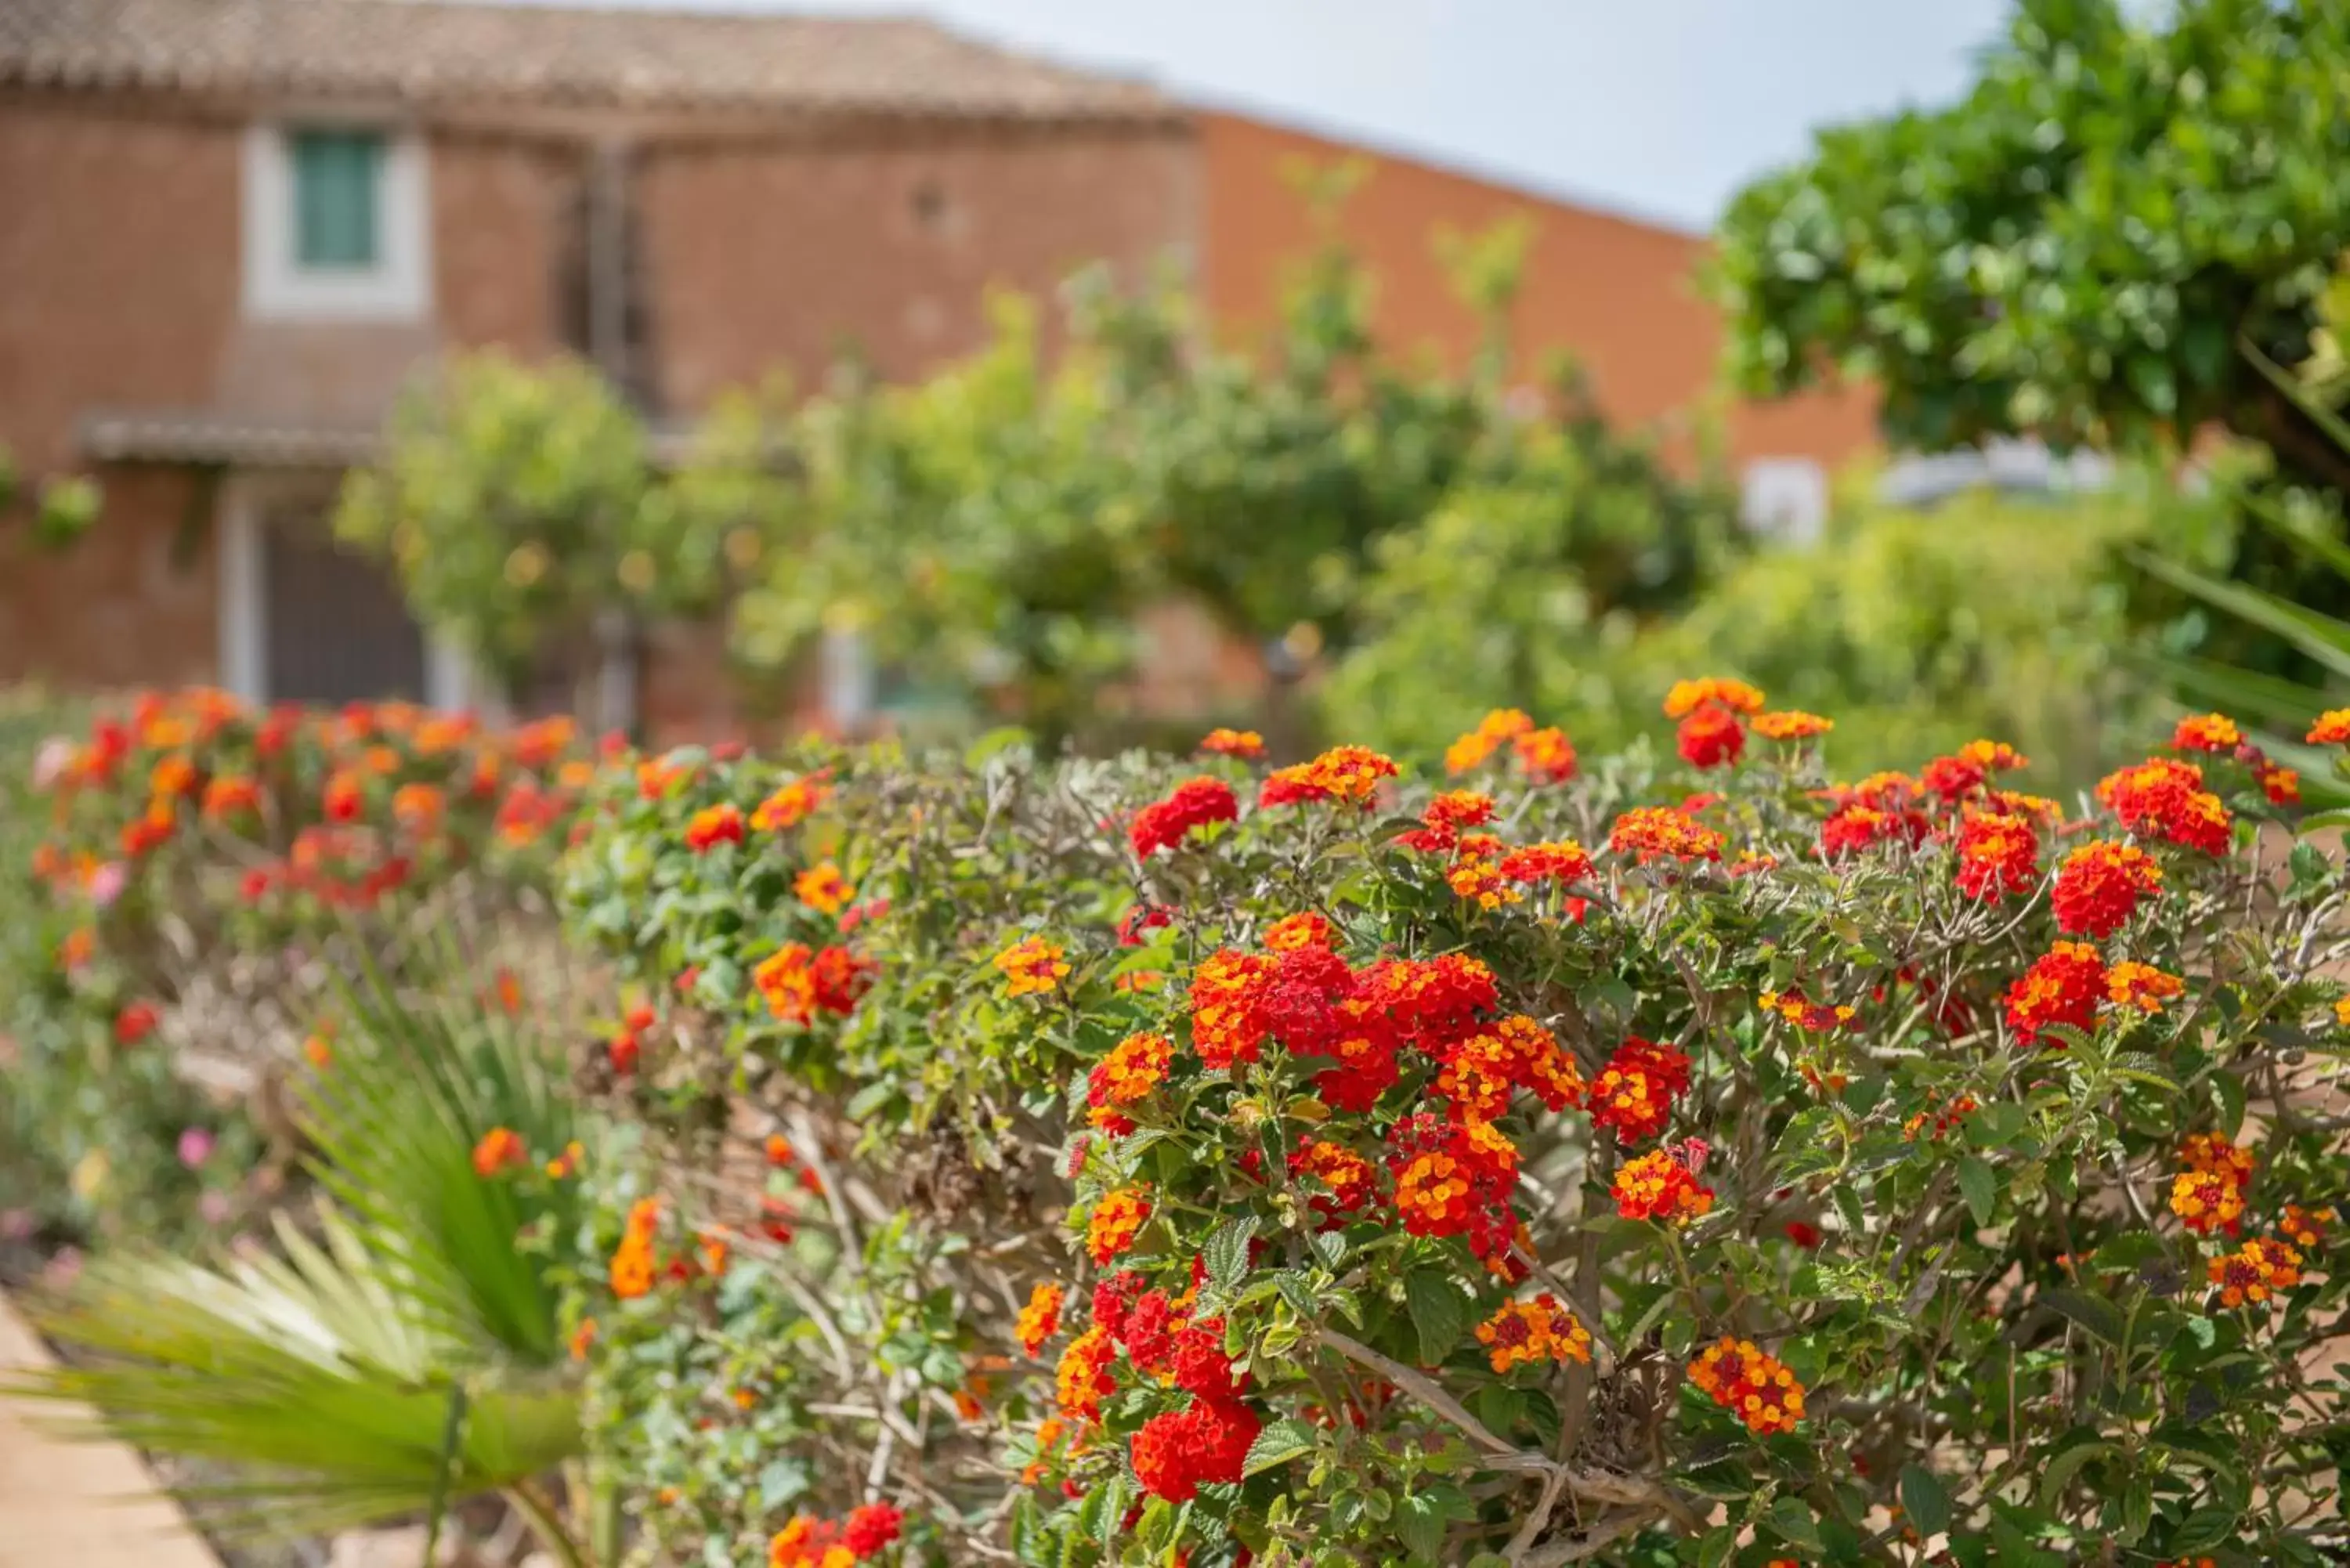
[
  {"x1": 795, "y1": 862, "x2": 855, "y2": 915},
  {"x1": 1609, "y1": 805, "x2": 1725, "y2": 864},
  {"x1": 1198, "y1": 728, "x2": 1266, "y2": 760},
  {"x1": 2097, "y1": 757, "x2": 2230, "y2": 855},
  {"x1": 756, "y1": 943, "x2": 873, "y2": 1024},
  {"x1": 2207, "y1": 1236, "x2": 2302, "y2": 1310},
  {"x1": 1758, "y1": 988, "x2": 1856, "y2": 1032},
  {"x1": 1086, "y1": 1031, "x2": 1173, "y2": 1133},
  {"x1": 470, "y1": 1126, "x2": 527, "y2": 1178},
  {"x1": 1397, "y1": 789, "x2": 1495, "y2": 854},
  {"x1": 1474, "y1": 1293, "x2": 1593, "y2": 1373},
  {"x1": 1016, "y1": 1283, "x2": 1065, "y2": 1357},
  {"x1": 1954, "y1": 810, "x2": 2039, "y2": 901},
  {"x1": 684, "y1": 801, "x2": 745, "y2": 852},
  {"x1": 2003, "y1": 942, "x2": 2107, "y2": 1046},
  {"x1": 609, "y1": 1198, "x2": 662, "y2": 1299},
  {"x1": 1129, "y1": 776, "x2": 1240, "y2": 858},
  {"x1": 1665, "y1": 677, "x2": 1764, "y2": 769},
  {"x1": 994, "y1": 936, "x2": 1070, "y2": 998},
  {"x1": 1589, "y1": 1037, "x2": 1692, "y2": 1142},
  {"x1": 1688, "y1": 1336, "x2": 1806, "y2": 1435},
  {"x1": 2170, "y1": 1134, "x2": 2253, "y2": 1236},
  {"x1": 2051, "y1": 840, "x2": 2162, "y2": 938},
  {"x1": 1752, "y1": 710, "x2": 1833, "y2": 741},
  {"x1": 767, "y1": 1503, "x2": 902, "y2": 1566},
  {"x1": 1442, "y1": 709, "x2": 1578, "y2": 783},
  {"x1": 1259, "y1": 744, "x2": 1398, "y2": 807},
  {"x1": 1085, "y1": 1188, "x2": 1153, "y2": 1264},
  {"x1": 1444, "y1": 708, "x2": 1534, "y2": 774},
  {"x1": 2284, "y1": 1204, "x2": 2335, "y2": 1250},
  {"x1": 1612, "y1": 1147, "x2": 1714, "y2": 1226},
  {"x1": 2106, "y1": 959, "x2": 2182, "y2": 1013},
  {"x1": 1387, "y1": 1112, "x2": 1524, "y2": 1263}
]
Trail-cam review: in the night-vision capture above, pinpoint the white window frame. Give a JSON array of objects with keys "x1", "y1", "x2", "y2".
[
  {"x1": 217, "y1": 475, "x2": 472, "y2": 711},
  {"x1": 241, "y1": 120, "x2": 431, "y2": 322}
]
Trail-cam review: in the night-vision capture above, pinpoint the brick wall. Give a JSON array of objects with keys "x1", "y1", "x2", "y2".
[
  {"x1": 0, "y1": 95, "x2": 242, "y2": 475},
  {"x1": 431, "y1": 130, "x2": 579, "y2": 361},
  {"x1": 636, "y1": 125, "x2": 1198, "y2": 409},
  {"x1": 0, "y1": 469, "x2": 220, "y2": 691},
  {"x1": 1197, "y1": 110, "x2": 1876, "y2": 471}
]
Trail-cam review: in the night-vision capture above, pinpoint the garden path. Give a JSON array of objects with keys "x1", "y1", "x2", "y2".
[{"x1": 0, "y1": 1292, "x2": 220, "y2": 1566}]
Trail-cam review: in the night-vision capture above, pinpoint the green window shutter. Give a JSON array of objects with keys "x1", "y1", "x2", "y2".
[{"x1": 290, "y1": 129, "x2": 384, "y2": 269}]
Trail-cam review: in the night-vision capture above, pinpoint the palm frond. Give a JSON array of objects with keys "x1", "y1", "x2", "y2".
[
  {"x1": 3, "y1": 1205, "x2": 582, "y2": 1543},
  {"x1": 296, "y1": 923, "x2": 587, "y2": 1365},
  {"x1": 2136, "y1": 550, "x2": 2350, "y2": 687}
]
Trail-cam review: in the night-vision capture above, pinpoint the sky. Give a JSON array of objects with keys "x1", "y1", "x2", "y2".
[{"x1": 692, "y1": 0, "x2": 2017, "y2": 231}]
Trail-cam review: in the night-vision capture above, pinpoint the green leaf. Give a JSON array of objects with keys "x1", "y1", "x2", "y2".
[
  {"x1": 2213, "y1": 1068, "x2": 2247, "y2": 1139},
  {"x1": 1202, "y1": 1216, "x2": 1259, "y2": 1292},
  {"x1": 1673, "y1": 1456, "x2": 1753, "y2": 1500},
  {"x1": 2110, "y1": 1053, "x2": 2179, "y2": 1095},
  {"x1": 2041, "y1": 1287, "x2": 2126, "y2": 1346},
  {"x1": 2035, "y1": 1434, "x2": 2113, "y2": 1510},
  {"x1": 2168, "y1": 1506, "x2": 2239, "y2": 1553},
  {"x1": 964, "y1": 726, "x2": 1034, "y2": 768},
  {"x1": 1956, "y1": 1156, "x2": 1998, "y2": 1228},
  {"x1": 1395, "y1": 1493, "x2": 1446, "y2": 1562},
  {"x1": 1242, "y1": 1418, "x2": 1318, "y2": 1478},
  {"x1": 1404, "y1": 1269, "x2": 1469, "y2": 1366},
  {"x1": 1766, "y1": 1494, "x2": 1824, "y2": 1552},
  {"x1": 1899, "y1": 1463, "x2": 1952, "y2": 1539}
]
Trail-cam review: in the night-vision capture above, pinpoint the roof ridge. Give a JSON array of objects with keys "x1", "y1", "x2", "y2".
[{"x1": 0, "y1": 0, "x2": 1180, "y2": 122}]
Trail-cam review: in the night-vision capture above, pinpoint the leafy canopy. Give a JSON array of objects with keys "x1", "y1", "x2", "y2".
[{"x1": 1716, "y1": 0, "x2": 2350, "y2": 485}]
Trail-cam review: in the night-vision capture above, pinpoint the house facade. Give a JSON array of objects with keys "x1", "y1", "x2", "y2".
[
  {"x1": 0, "y1": 0, "x2": 1195, "y2": 736},
  {"x1": 0, "y1": 0, "x2": 1873, "y2": 739}
]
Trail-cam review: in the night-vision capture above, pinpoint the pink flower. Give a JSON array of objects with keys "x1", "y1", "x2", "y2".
[
  {"x1": 32, "y1": 737, "x2": 74, "y2": 789},
  {"x1": 86, "y1": 861, "x2": 127, "y2": 909},
  {"x1": 199, "y1": 1191, "x2": 233, "y2": 1225},
  {"x1": 177, "y1": 1128, "x2": 216, "y2": 1169}
]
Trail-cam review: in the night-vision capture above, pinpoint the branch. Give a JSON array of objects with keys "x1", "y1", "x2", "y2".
[
  {"x1": 1317, "y1": 1328, "x2": 1663, "y2": 1510},
  {"x1": 1520, "y1": 1505, "x2": 1665, "y2": 1565}
]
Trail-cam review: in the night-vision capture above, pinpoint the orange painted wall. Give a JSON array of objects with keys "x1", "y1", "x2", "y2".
[{"x1": 1197, "y1": 110, "x2": 1877, "y2": 472}]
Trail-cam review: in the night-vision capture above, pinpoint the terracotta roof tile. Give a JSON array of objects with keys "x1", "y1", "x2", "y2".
[{"x1": 0, "y1": 0, "x2": 1176, "y2": 123}]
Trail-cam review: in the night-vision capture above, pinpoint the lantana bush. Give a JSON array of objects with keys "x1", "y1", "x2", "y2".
[{"x1": 555, "y1": 685, "x2": 2350, "y2": 1567}]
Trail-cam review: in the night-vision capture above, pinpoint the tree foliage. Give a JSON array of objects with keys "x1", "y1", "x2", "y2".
[
  {"x1": 336, "y1": 218, "x2": 1728, "y2": 746},
  {"x1": 1716, "y1": 0, "x2": 2350, "y2": 490},
  {"x1": 334, "y1": 353, "x2": 732, "y2": 690},
  {"x1": 1325, "y1": 468, "x2": 2229, "y2": 788}
]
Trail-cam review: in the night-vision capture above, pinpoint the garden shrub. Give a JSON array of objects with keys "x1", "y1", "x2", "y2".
[
  {"x1": 0, "y1": 688, "x2": 597, "y2": 1259},
  {"x1": 555, "y1": 688, "x2": 2350, "y2": 1566}
]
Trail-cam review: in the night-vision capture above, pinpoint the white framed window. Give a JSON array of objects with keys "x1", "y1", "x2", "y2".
[
  {"x1": 1741, "y1": 457, "x2": 1830, "y2": 546},
  {"x1": 218, "y1": 476, "x2": 471, "y2": 710},
  {"x1": 242, "y1": 121, "x2": 430, "y2": 321}
]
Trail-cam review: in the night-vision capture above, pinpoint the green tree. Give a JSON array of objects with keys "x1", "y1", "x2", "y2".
[
  {"x1": 1719, "y1": 0, "x2": 2350, "y2": 481},
  {"x1": 334, "y1": 353, "x2": 732, "y2": 727},
  {"x1": 708, "y1": 226, "x2": 1724, "y2": 747}
]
